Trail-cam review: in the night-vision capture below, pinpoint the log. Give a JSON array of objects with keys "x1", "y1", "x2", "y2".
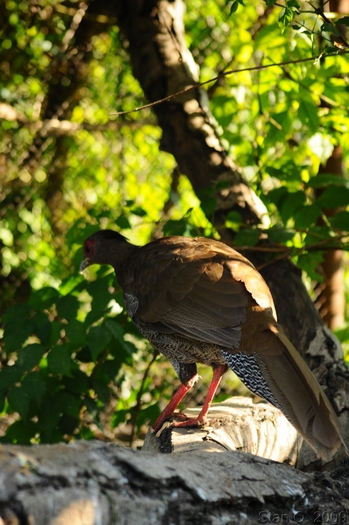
[
  {"x1": 144, "y1": 397, "x2": 348, "y2": 471},
  {"x1": 0, "y1": 434, "x2": 348, "y2": 525}
]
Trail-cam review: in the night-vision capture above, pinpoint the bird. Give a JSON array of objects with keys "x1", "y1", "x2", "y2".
[{"x1": 80, "y1": 229, "x2": 346, "y2": 461}]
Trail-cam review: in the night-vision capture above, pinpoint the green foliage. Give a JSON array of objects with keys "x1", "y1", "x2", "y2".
[
  {"x1": 278, "y1": 0, "x2": 300, "y2": 33},
  {"x1": 228, "y1": 0, "x2": 245, "y2": 16},
  {"x1": 1, "y1": 0, "x2": 349, "y2": 445},
  {"x1": 0, "y1": 255, "x2": 151, "y2": 443}
]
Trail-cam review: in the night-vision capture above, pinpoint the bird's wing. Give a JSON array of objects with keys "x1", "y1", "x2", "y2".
[{"x1": 123, "y1": 236, "x2": 276, "y2": 349}]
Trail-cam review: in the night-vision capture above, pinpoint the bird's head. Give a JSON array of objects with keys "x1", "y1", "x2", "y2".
[{"x1": 80, "y1": 229, "x2": 129, "y2": 271}]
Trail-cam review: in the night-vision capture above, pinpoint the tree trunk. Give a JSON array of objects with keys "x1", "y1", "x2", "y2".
[{"x1": 114, "y1": 0, "x2": 349, "y2": 455}]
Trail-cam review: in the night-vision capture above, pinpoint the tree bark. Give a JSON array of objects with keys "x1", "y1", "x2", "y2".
[
  {"x1": 114, "y1": 0, "x2": 349, "y2": 453},
  {"x1": 0, "y1": 439, "x2": 348, "y2": 525}
]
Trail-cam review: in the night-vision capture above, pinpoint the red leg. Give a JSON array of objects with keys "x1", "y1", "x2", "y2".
[
  {"x1": 172, "y1": 364, "x2": 227, "y2": 428},
  {"x1": 153, "y1": 364, "x2": 228, "y2": 432},
  {"x1": 152, "y1": 374, "x2": 199, "y2": 432}
]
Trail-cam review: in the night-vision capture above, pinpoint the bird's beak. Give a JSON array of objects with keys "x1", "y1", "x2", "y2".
[{"x1": 80, "y1": 259, "x2": 90, "y2": 272}]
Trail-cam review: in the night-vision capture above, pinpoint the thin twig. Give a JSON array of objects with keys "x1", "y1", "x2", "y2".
[
  {"x1": 110, "y1": 50, "x2": 349, "y2": 117},
  {"x1": 129, "y1": 349, "x2": 159, "y2": 446}
]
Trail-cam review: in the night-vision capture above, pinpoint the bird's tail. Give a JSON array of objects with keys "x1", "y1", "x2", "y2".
[
  {"x1": 267, "y1": 325, "x2": 347, "y2": 460},
  {"x1": 224, "y1": 308, "x2": 346, "y2": 461}
]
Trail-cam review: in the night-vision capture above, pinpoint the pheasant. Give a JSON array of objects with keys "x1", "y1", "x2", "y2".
[{"x1": 81, "y1": 229, "x2": 346, "y2": 460}]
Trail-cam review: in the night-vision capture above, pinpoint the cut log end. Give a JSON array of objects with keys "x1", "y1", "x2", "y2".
[{"x1": 143, "y1": 397, "x2": 347, "y2": 471}]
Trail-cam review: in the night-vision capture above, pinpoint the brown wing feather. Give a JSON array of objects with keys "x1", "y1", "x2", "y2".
[{"x1": 124, "y1": 236, "x2": 275, "y2": 329}]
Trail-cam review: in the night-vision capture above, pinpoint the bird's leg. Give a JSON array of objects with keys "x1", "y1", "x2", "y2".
[
  {"x1": 152, "y1": 374, "x2": 199, "y2": 433},
  {"x1": 172, "y1": 363, "x2": 228, "y2": 428},
  {"x1": 153, "y1": 364, "x2": 228, "y2": 432}
]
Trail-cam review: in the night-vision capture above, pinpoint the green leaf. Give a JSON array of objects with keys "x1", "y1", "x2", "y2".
[
  {"x1": 225, "y1": 211, "x2": 242, "y2": 232},
  {"x1": 111, "y1": 408, "x2": 130, "y2": 428},
  {"x1": 280, "y1": 191, "x2": 306, "y2": 224},
  {"x1": 278, "y1": 6, "x2": 297, "y2": 31},
  {"x1": 47, "y1": 345, "x2": 72, "y2": 375},
  {"x1": 55, "y1": 392, "x2": 81, "y2": 418},
  {"x1": 294, "y1": 204, "x2": 322, "y2": 229},
  {"x1": 229, "y1": 1, "x2": 239, "y2": 14},
  {"x1": 287, "y1": 0, "x2": 300, "y2": 8},
  {"x1": 336, "y1": 16, "x2": 349, "y2": 27},
  {"x1": 0, "y1": 365, "x2": 23, "y2": 391},
  {"x1": 63, "y1": 370, "x2": 89, "y2": 395},
  {"x1": 268, "y1": 111, "x2": 292, "y2": 143},
  {"x1": 66, "y1": 220, "x2": 99, "y2": 248},
  {"x1": 75, "y1": 346, "x2": 93, "y2": 363},
  {"x1": 92, "y1": 379, "x2": 110, "y2": 405},
  {"x1": 32, "y1": 311, "x2": 51, "y2": 345},
  {"x1": 130, "y1": 206, "x2": 147, "y2": 217},
  {"x1": 334, "y1": 326, "x2": 349, "y2": 343},
  {"x1": 28, "y1": 287, "x2": 59, "y2": 309},
  {"x1": 99, "y1": 357, "x2": 122, "y2": 381},
  {"x1": 38, "y1": 399, "x2": 61, "y2": 435},
  {"x1": 306, "y1": 174, "x2": 349, "y2": 189},
  {"x1": 21, "y1": 372, "x2": 47, "y2": 406},
  {"x1": 85, "y1": 275, "x2": 114, "y2": 326},
  {"x1": 85, "y1": 396, "x2": 100, "y2": 422},
  {"x1": 65, "y1": 319, "x2": 87, "y2": 347},
  {"x1": 2, "y1": 420, "x2": 38, "y2": 444},
  {"x1": 316, "y1": 186, "x2": 349, "y2": 209},
  {"x1": 136, "y1": 403, "x2": 161, "y2": 428},
  {"x1": 115, "y1": 215, "x2": 131, "y2": 229},
  {"x1": 46, "y1": 321, "x2": 62, "y2": 347},
  {"x1": 198, "y1": 188, "x2": 216, "y2": 216},
  {"x1": 8, "y1": 387, "x2": 29, "y2": 420},
  {"x1": 56, "y1": 294, "x2": 79, "y2": 320},
  {"x1": 297, "y1": 252, "x2": 324, "y2": 282},
  {"x1": 87, "y1": 325, "x2": 112, "y2": 360},
  {"x1": 104, "y1": 319, "x2": 125, "y2": 343},
  {"x1": 321, "y1": 21, "x2": 339, "y2": 36},
  {"x1": 17, "y1": 344, "x2": 45, "y2": 370},
  {"x1": 162, "y1": 218, "x2": 195, "y2": 237},
  {"x1": 266, "y1": 162, "x2": 302, "y2": 183},
  {"x1": 329, "y1": 211, "x2": 349, "y2": 231},
  {"x1": 59, "y1": 275, "x2": 84, "y2": 296},
  {"x1": 3, "y1": 318, "x2": 34, "y2": 353},
  {"x1": 2, "y1": 303, "x2": 31, "y2": 323},
  {"x1": 298, "y1": 100, "x2": 319, "y2": 134},
  {"x1": 79, "y1": 426, "x2": 95, "y2": 439},
  {"x1": 266, "y1": 186, "x2": 288, "y2": 206},
  {"x1": 58, "y1": 414, "x2": 78, "y2": 436},
  {"x1": 234, "y1": 228, "x2": 260, "y2": 246},
  {"x1": 267, "y1": 226, "x2": 295, "y2": 244},
  {"x1": 0, "y1": 392, "x2": 5, "y2": 413},
  {"x1": 304, "y1": 226, "x2": 332, "y2": 246}
]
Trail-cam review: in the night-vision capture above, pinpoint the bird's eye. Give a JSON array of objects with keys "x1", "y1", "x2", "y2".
[{"x1": 84, "y1": 240, "x2": 94, "y2": 256}]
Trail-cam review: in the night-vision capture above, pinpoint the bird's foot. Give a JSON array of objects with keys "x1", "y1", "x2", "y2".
[
  {"x1": 171, "y1": 416, "x2": 207, "y2": 428},
  {"x1": 153, "y1": 411, "x2": 209, "y2": 432}
]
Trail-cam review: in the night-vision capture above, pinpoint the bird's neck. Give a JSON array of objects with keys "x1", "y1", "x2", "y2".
[{"x1": 109, "y1": 241, "x2": 139, "y2": 273}]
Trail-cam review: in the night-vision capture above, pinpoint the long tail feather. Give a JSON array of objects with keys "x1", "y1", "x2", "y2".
[
  {"x1": 224, "y1": 308, "x2": 345, "y2": 461},
  {"x1": 257, "y1": 326, "x2": 342, "y2": 460}
]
